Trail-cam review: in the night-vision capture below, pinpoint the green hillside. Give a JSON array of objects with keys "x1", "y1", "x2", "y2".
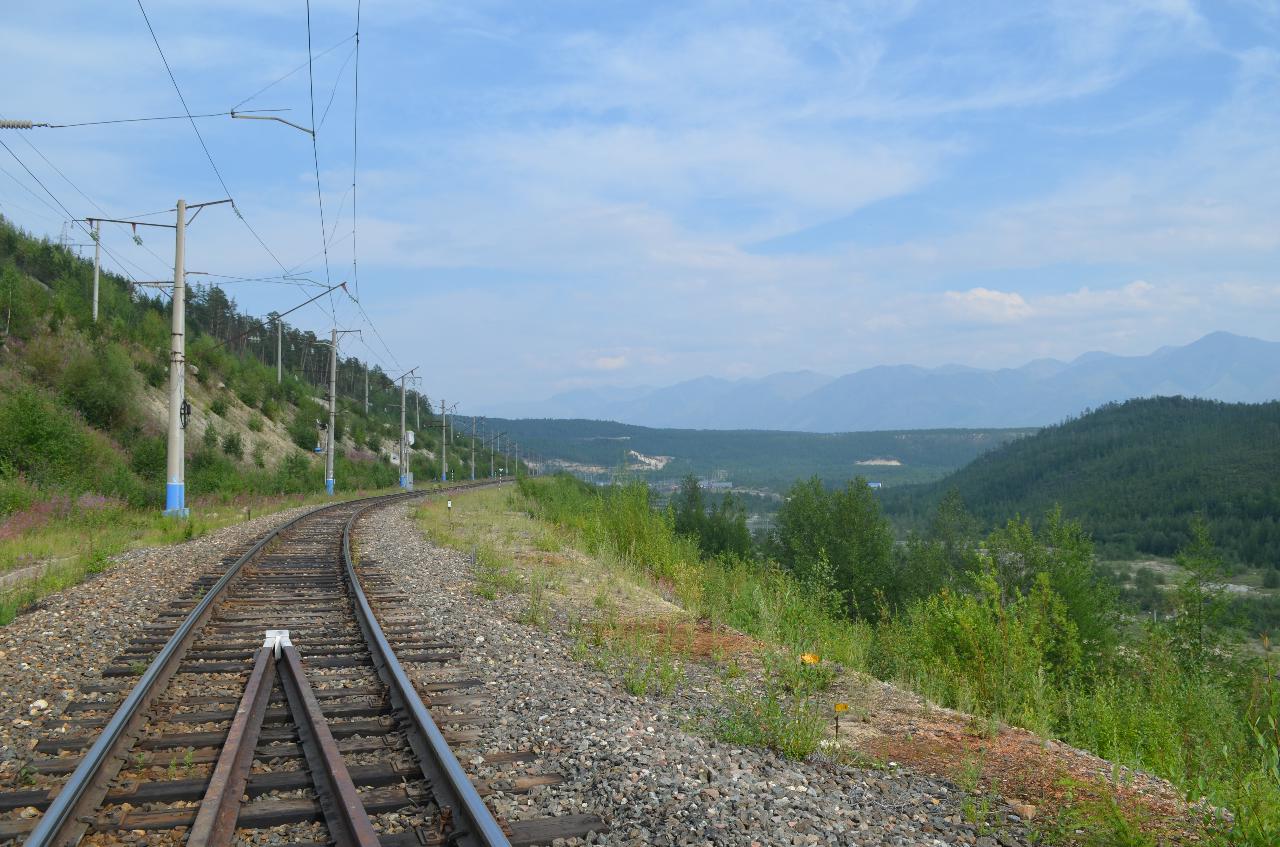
[
  {"x1": 491, "y1": 417, "x2": 1034, "y2": 491},
  {"x1": 883, "y1": 397, "x2": 1280, "y2": 568},
  {"x1": 0, "y1": 215, "x2": 518, "y2": 511}
]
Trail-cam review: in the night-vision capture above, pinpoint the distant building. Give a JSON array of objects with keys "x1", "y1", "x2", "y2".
[{"x1": 867, "y1": 481, "x2": 883, "y2": 490}]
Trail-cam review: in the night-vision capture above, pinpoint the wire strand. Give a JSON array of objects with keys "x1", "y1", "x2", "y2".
[
  {"x1": 15, "y1": 134, "x2": 173, "y2": 277},
  {"x1": 351, "y1": 0, "x2": 362, "y2": 302},
  {"x1": 318, "y1": 44, "x2": 358, "y2": 131},
  {"x1": 232, "y1": 33, "x2": 355, "y2": 112},
  {"x1": 136, "y1": 0, "x2": 294, "y2": 279},
  {"x1": 0, "y1": 138, "x2": 139, "y2": 284},
  {"x1": 304, "y1": 0, "x2": 336, "y2": 323}
]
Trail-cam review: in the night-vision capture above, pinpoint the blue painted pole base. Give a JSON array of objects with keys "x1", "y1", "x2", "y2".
[
  {"x1": 163, "y1": 482, "x2": 189, "y2": 518},
  {"x1": 325, "y1": 478, "x2": 335, "y2": 496}
]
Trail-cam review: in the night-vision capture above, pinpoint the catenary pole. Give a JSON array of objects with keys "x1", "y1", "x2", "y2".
[
  {"x1": 440, "y1": 398, "x2": 447, "y2": 481},
  {"x1": 470, "y1": 416, "x2": 476, "y2": 481},
  {"x1": 91, "y1": 218, "x2": 100, "y2": 322},
  {"x1": 276, "y1": 315, "x2": 282, "y2": 383},
  {"x1": 163, "y1": 199, "x2": 188, "y2": 516},
  {"x1": 395, "y1": 367, "x2": 418, "y2": 489},
  {"x1": 325, "y1": 328, "x2": 337, "y2": 495},
  {"x1": 400, "y1": 378, "x2": 408, "y2": 488},
  {"x1": 363, "y1": 363, "x2": 368, "y2": 414}
]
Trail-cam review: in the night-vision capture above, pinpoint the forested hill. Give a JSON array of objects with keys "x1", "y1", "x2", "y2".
[
  {"x1": 491, "y1": 417, "x2": 1034, "y2": 491},
  {"x1": 882, "y1": 397, "x2": 1280, "y2": 567}
]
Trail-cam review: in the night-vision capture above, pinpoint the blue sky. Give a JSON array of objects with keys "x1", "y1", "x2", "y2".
[{"x1": 2, "y1": 1, "x2": 1279, "y2": 411}]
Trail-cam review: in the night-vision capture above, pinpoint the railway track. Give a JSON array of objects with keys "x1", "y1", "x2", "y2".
[{"x1": 0, "y1": 486, "x2": 604, "y2": 846}]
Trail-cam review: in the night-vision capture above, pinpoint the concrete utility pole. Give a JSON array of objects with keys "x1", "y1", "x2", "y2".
[
  {"x1": 326, "y1": 328, "x2": 338, "y2": 496},
  {"x1": 395, "y1": 367, "x2": 418, "y2": 489},
  {"x1": 276, "y1": 315, "x2": 282, "y2": 384},
  {"x1": 471, "y1": 416, "x2": 476, "y2": 481},
  {"x1": 321, "y1": 329, "x2": 359, "y2": 496},
  {"x1": 363, "y1": 364, "x2": 368, "y2": 414},
  {"x1": 490, "y1": 433, "x2": 496, "y2": 478},
  {"x1": 164, "y1": 199, "x2": 188, "y2": 516},
  {"x1": 440, "y1": 398, "x2": 447, "y2": 482},
  {"x1": 91, "y1": 218, "x2": 100, "y2": 322}
]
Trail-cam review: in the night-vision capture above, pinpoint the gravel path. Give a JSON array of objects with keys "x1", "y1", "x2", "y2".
[
  {"x1": 358, "y1": 501, "x2": 1035, "y2": 847},
  {"x1": 0, "y1": 503, "x2": 325, "y2": 779}
]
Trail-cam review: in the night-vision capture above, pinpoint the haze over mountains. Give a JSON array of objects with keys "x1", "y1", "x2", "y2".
[{"x1": 497, "y1": 332, "x2": 1280, "y2": 431}]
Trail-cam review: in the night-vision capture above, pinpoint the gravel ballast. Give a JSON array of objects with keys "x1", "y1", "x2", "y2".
[
  {"x1": 0, "y1": 502, "x2": 329, "y2": 778},
  {"x1": 357, "y1": 501, "x2": 1035, "y2": 847}
]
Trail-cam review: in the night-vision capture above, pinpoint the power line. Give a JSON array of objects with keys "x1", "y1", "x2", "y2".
[
  {"x1": 0, "y1": 137, "x2": 139, "y2": 284},
  {"x1": 232, "y1": 33, "x2": 356, "y2": 112},
  {"x1": 351, "y1": 0, "x2": 362, "y2": 302},
  {"x1": 345, "y1": 286, "x2": 401, "y2": 372},
  {"x1": 13, "y1": 133, "x2": 172, "y2": 278},
  {"x1": 318, "y1": 44, "x2": 358, "y2": 131},
  {"x1": 304, "y1": 0, "x2": 335, "y2": 320},
  {"x1": 135, "y1": 0, "x2": 294, "y2": 280},
  {"x1": 32, "y1": 109, "x2": 287, "y2": 129}
]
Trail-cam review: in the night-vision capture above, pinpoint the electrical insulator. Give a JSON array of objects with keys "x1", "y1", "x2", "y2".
[{"x1": 0, "y1": 120, "x2": 34, "y2": 129}]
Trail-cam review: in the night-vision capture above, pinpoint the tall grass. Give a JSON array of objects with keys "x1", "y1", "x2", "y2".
[
  {"x1": 520, "y1": 475, "x2": 872, "y2": 664},
  {"x1": 518, "y1": 474, "x2": 1280, "y2": 843}
]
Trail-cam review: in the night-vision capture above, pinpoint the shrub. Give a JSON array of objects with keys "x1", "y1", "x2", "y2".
[
  {"x1": 273, "y1": 452, "x2": 318, "y2": 493},
  {"x1": 0, "y1": 386, "x2": 146, "y2": 503},
  {"x1": 129, "y1": 435, "x2": 166, "y2": 480},
  {"x1": 209, "y1": 395, "x2": 228, "y2": 417},
  {"x1": 62, "y1": 342, "x2": 137, "y2": 431},
  {"x1": 288, "y1": 400, "x2": 323, "y2": 451},
  {"x1": 221, "y1": 431, "x2": 244, "y2": 460},
  {"x1": 247, "y1": 415, "x2": 264, "y2": 433}
]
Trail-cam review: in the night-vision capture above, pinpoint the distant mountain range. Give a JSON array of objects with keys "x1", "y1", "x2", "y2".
[{"x1": 493, "y1": 332, "x2": 1280, "y2": 431}]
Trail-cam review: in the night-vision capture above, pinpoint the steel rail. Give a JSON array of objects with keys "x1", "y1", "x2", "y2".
[
  {"x1": 186, "y1": 643, "x2": 277, "y2": 847},
  {"x1": 277, "y1": 643, "x2": 381, "y2": 847},
  {"x1": 22, "y1": 490, "x2": 418, "y2": 847},
  {"x1": 343, "y1": 486, "x2": 513, "y2": 847}
]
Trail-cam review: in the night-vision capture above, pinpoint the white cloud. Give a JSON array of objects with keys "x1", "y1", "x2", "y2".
[
  {"x1": 591, "y1": 355, "x2": 629, "y2": 371},
  {"x1": 945, "y1": 287, "x2": 1033, "y2": 323}
]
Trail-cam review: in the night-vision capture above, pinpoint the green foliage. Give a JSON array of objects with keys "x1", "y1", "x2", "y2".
[
  {"x1": 60, "y1": 341, "x2": 137, "y2": 431},
  {"x1": 0, "y1": 387, "x2": 147, "y2": 505},
  {"x1": 984, "y1": 508, "x2": 1116, "y2": 658},
  {"x1": 712, "y1": 687, "x2": 827, "y2": 760},
  {"x1": 289, "y1": 400, "x2": 323, "y2": 451},
  {"x1": 771, "y1": 476, "x2": 896, "y2": 617},
  {"x1": 209, "y1": 395, "x2": 229, "y2": 417},
  {"x1": 670, "y1": 474, "x2": 752, "y2": 558},
  {"x1": 1167, "y1": 517, "x2": 1232, "y2": 670},
  {"x1": 221, "y1": 431, "x2": 243, "y2": 461},
  {"x1": 873, "y1": 567, "x2": 1078, "y2": 734},
  {"x1": 202, "y1": 424, "x2": 219, "y2": 452},
  {"x1": 885, "y1": 397, "x2": 1280, "y2": 568}
]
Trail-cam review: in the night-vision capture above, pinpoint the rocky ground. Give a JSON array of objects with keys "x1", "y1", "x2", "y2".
[
  {"x1": 0, "y1": 494, "x2": 1206, "y2": 846},
  {"x1": 357, "y1": 501, "x2": 1037, "y2": 846},
  {"x1": 0, "y1": 502, "x2": 326, "y2": 778}
]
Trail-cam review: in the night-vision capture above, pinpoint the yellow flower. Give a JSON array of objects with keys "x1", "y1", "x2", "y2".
[{"x1": 800, "y1": 653, "x2": 820, "y2": 665}]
